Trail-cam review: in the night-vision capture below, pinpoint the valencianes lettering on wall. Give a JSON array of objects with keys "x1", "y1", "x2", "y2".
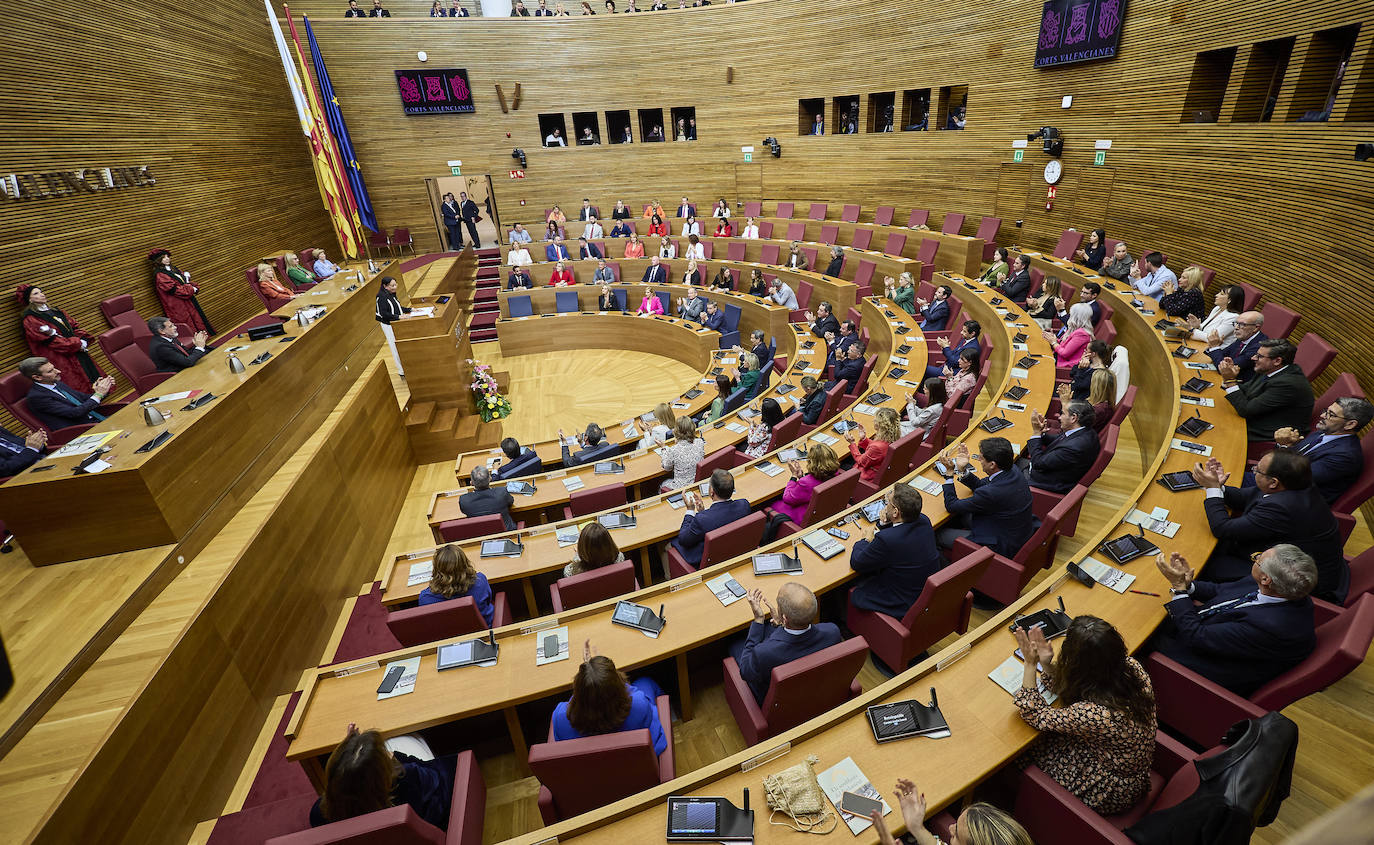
[{"x1": 0, "y1": 165, "x2": 156, "y2": 201}]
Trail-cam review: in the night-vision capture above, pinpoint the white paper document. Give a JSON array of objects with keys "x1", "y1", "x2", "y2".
[
  {"x1": 817, "y1": 757, "x2": 891, "y2": 835},
  {"x1": 377, "y1": 656, "x2": 421, "y2": 701},
  {"x1": 705, "y1": 574, "x2": 746, "y2": 607},
  {"x1": 534, "y1": 626, "x2": 571, "y2": 666},
  {"x1": 988, "y1": 654, "x2": 1057, "y2": 704},
  {"x1": 407, "y1": 561, "x2": 433, "y2": 587},
  {"x1": 1078, "y1": 557, "x2": 1136, "y2": 593}
]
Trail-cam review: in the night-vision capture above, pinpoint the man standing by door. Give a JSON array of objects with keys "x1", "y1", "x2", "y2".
[
  {"x1": 441, "y1": 192, "x2": 464, "y2": 250},
  {"x1": 459, "y1": 191, "x2": 482, "y2": 249}
]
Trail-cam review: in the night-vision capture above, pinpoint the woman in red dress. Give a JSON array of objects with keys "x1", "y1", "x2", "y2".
[
  {"x1": 17, "y1": 284, "x2": 103, "y2": 393},
  {"x1": 149, "y1": 248, "x2": 214, "y2": 334}
]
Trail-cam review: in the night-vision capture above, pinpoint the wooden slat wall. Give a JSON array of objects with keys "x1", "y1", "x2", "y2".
[
  {"x1": 299, "y1": 0, "x2": 1374, "y2": 394},
  {"x1": 0, "y1": 4, "x2": 336, "y2": 431}
]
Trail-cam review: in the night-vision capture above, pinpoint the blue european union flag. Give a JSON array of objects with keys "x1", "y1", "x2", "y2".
[{"x1": 304, "y1": 16, "x2": 378, "y2": 232}]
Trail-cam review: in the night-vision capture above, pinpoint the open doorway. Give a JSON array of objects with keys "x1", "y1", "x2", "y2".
[{"x1": 426, "y1": 174, "x2": 503, "y2": 249}]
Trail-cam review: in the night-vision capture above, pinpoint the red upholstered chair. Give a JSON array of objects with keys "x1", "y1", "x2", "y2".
[
  {"x1": 246, "y1": 265, "x2": 275, "y2": 312},
  {"x1": 549, "y1": 560, "x2": 639, "y2": 611},
  {"x1": 1051, "y1": 229, "x2": 1085, "y2": 260},
  {"x1": 99, "y1": 325, "x2": 175, "y2": 396},
  {"x1": 99, "y1": 294, "x2": 155, "y2": 346},
  {"x1": 819, "y1": 224, "x2": 839, "y2": 245},
  {"x1": 723, "y1": 637, "x2": 869, "y2": 745},
  {"x1": 1236, "y1": 281, "x2": 1262, "y2": 311},
  {"x1": 367, "y1": 229, "x2": 394, "y2": 258},
  {"x1": 392, "y1": 228, "x2": 417, "y2": 257},
  {"x1": 1341, "y1": 546, "x2": 1374, "y2": 607},
  {"x1": 1311, "y1": 372, "x2": 1362, "y2": 428},
  {"x1": 808, "y1": 203, "x2": 827, "y2": 220},
  {"x1": 847, "y1": 547, "x2": 995, "y2": 672},
  {"x1": 776, "y1": 468, "x2": 860, "y2": 535},
  {"x1": 883, "y1": 232, "x2": 907, "y2": 257},
  {"x1": 1189, "y1": 264, "x2": 1216, "y2": 292},
  {"x1": 563, "y1": 482, "x2": 628, "y2": 519},
  {"x1": 1035, "y1": 428, "x2": 1109, "y2": 537},
  {"x1": 801, "y1": 246, "x2": 819, "y2": 271},
  {"x1": 699, "y1": 241, "x2": 713, "y2": 259},
  {"x1": 434, "y1": 513, "x2": 524, "y2": 544},
  {"x1": 1332, "y1": 430, "x2": 1374, "y2": 515},
  {"x1": 666, "y1": 511, "x2": 766, "y2": 579},
  {"x1": 758, "y1": 220, "x2": 774, "y2": 239},
  {"x1": 916, "y1": 238, "x2": 939, "y2": 282},
  {"x1": 1293, "y1": 332, "x2": 1337, "y2": 382},
  {"x1": 851, "y1": 260, "x2": 876, "y2": 294},
  {"x1": 1094, "y1": 320, "x2": 1117, "y2": 346},
  {"x1": 691, "y1": 446, "x2": 735, "y2": 483},
  {"x1": 265, "y1": 750, "x2": 486, "y2": 845},
  {"x1": 1258, "y1": 303, "x2": 1300, "y2": 339},
  {"x1": 1144, "y1": 595, "x2": 1374, "y2": 749},
  {"x1": 386, "y1": 593, "x2": 512, "y2": 647},
  {"x1": 873, "y1": 206, "x2": 895, "y2": 226},
  {"x1": 726, "y1": 242, "x2": 746, "y2": 262},
  {"x1": 776, "y1": 202, "x2": 795, "y2": 219},
  {"x1": 743, "y1": 201, "x2": 762, "y2": 217},
  {"x1": 760, "y1": 243, "x2": 780, "y2": 265},
  {"x1": 853, "y1": 427, "x2": 927, "y2": 502},
  {"x1": 907, "y1": 209, "x2": 929, "y2": 228},
  {"x1": 956, "y1": 485, "x2": 1086, "y2": 605},
  {"x1": 786, "y1": 222, "x2": 806, "y2": 241},
  {"x1": 788, "y1": 280, "x2": 814, "y2": 322},
  {"x1": 529, "y1": 695, "x2": 675, "y2": 824},
  {"x1": 974, "y1": 216, "x2": 1001, "y2": 260},
  {"x1": 850, "y1": 228, "x2": 873, "y2": 251},
  {"x1": 798, "y1": 382, "x2": 847, "y2": 437},
  {"x1": 1108, "y1": 385, "x2": 1137, "y2": 428},
  {"x1": 940, "y1": 212, "x2": 964, "y2": 235},
  {"x1": 841, "y1": 204, "x2": 861, "y2": 223}
]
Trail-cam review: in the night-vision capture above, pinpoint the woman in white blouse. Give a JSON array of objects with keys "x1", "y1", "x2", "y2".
[
  {"x1": 712, "y1": 199, "x2": 730, "y2": 219},
  {"x1": 635, "y1": 403, "x2": 676, "y2": 449},
  {"x1": 680, "y1": 215, "x2": 701, "y2": 237},
  {"x1": 901, "y1": 378, "x2": 946, "y2": 437},
  {"x1": 684, "y1": 234, "x2": 706, "y2": 261},
  {"x1": 507, "y1": 245, "x2": 533, "y2": 266},
  {"x1": 1189, "y1": 284, "x2": 1243, "y2": 348},
  {"x1": 740, "y1": 217, "x2": 760, "y2": 239},
  {"x1": 658, "y1": 237, "x2": 677, "y2": 259},
  {"x1": 660, "y1": 417, "x2": 706, "y2": 491}
]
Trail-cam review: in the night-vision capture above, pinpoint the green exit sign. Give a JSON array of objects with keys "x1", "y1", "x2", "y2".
[
  {"x1": 1012, "y1": 149, "x2": 1024, "y2": 163},
  {"x1": 1094, "y1": 150, "x2": 1106, "y2": 166},
  {"x1": 743, "y1": 152, "x2": 752, "y2": 163},
  {"x1": 450, "y1": 166, "x2": 462, "y2": 176}
]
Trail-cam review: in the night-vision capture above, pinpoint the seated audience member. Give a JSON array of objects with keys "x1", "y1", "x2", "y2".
[
  {"x1": 1065, "y1": 280, "x2": 1104, "y2": 326},
  {"x1": 1101, "y1": 241, "x2": 1134, "y2": 281},
  {"x1": 530, "y1": 0, "x2": 549, "y2": 14},
  {"x1": 1189, "y1": 284, "x2": 1244, "y2": 348},
  {"x1": 623, "y1": 232, "x2": 645, "y2": 258},
  {"x1": 1073, "y1": 228, "x2": 1107, "y2": 270},
  {"x1": 507, "y1": 266, "x2": 534, "y2": 290},
  {"x1": 147, "y1": 316, "x2": 209, "y2": 372},
  {"x1": 610, "y1": 200, "x2": 631, "y2": 219},
  {"x1": 676, "y1": 196, "x2": 696, "y2": 219},
  {"x1": 608, "y1": 219, "x2": 632, "y2": 238},
  {"x1": 577, "y1": 199, "x2": 598, "y2": 221},
  {"x1": 824, "y1": 320, "x2": 857, "y2": 368},
  {"x1": 547, "y1": 260, "x2": 574, "y2": 286},
  {"x1": 713, "y1": 217, "x2": 733, "y2": 237},
  {"x1": 784, "y1": 242, "x2": 808, "y2": 270},
  {"x1": 545, "y1": 236, "x2": 572, "y2": 262},
  {"x1": 1205, "y1": 310, "x2": 1267, "y2": 379},
  {"x1": 0, "y1": 424, "x2": 46, "y2": 476},
  {"x1": 1221, "y1": 338, "x2": 1315, "y2": 441},
  {"x1": 559, "y1": 423, "x2": 618, "y2": 467},
  {"x1": 1045, "y1": 303, "x2": 1094, "y2": 368},
  {"x1": 1011, "y1": 616, "x2": 1156, "y2": 814},
  {"x1": 636, "y1": 283, "x2": 664, "y2": 315},
  {"x1": 1067, "y1": 340, "x2": 1112, "y2": 400},
  {"x1": 284, "y1": 252, "x2": 317, "y2": 289},
  {"x1": 647, "y1": 214, "x2": 668, "y2": 237},
  {"x1": 1153, "y1": 545, "x2": 1319, "y2": 697},
  {"x1": 256, "y1": 262, "x2": 297, "y2": 311},
  {"x1": 769, "y1": 277, "x2": 799, "y2": 310},
  {"x1": 19, "y1": 357, "x2": 117, "y2": 430},
  {"x1": 848, "y1": 482, "x2": 943, "y2": 620},
  {"x1": 747, "y1": 269, "x2": 769, "y2": 297},
  {"x1": 585, "y1": 215, "x2": 604, "y2": 237},
  {"x1": 493, "y1": 436, "x2": 538, "y2": 480},
  {"x1": 552, "y1": 643, "x2": 666, "y2": 755},
  {"x1": 937, "y1": 439, "x2": 1036, "y2": 557},
  {"x1": 871, "y1": 784, "x2": 1032, "y2": 845},
  {"x1": 731, "y1": 582, "x2": 843, "y2": 704},
  {"x1": 829, "y1": 341, "x2": 867, "y2": 392},
  {"x1": 901, "y1": 378, "x2": 946, "y2": 437},
  {"x1": 916, "y1": 284, "x2": 952, "y2": 330},
  {"x1": 747, "y1": 328, "x2": 772, "y2": 371},
  {"x1": 977, "y1": 247, "x2": 1010, "y2": 287},
  {"x1": 684, "y1": 234, "x2": 705, "y2": 261},
  {"x1": 1158, "y1": 265, "x2": 1206, "y2": 319},
  {"x1": 709, "y1": 265, "x2": 734, "y2": 291},
  {"x1": 885, "y1": 272, "x2": 917, "y2": 316},
  {"x1": 701, "y1": 300, "x2": 726, "y2": 332},
  {"x1": 703, "y1": 373, "x2": 733, "y2": 424},
  {"x1": 733, "y1": 352, "x2": 762, "y2": 396},
  {"x1": 823, "y1": 246, "x2": 845, "y2": 278},
  {"x1": 419, "y1": 545, "x2": 495, "y2": 626},
  {"x1": 1025, "y1": 275, "x2": 1061, "y2": 330},
  {"x1": 1024, "y1": 400, "x2": 1100, "y2": 494},
  {"x1": 1193, "y1": 450, "x2": 1346, "y2": 602},
  {"x1": 507, "y1": 244, "x2": 533, "y2": 266},
  {"x1": 811, "y1": 113, "x2": 825, "y2": 135},
  {"x1": 647, "y1": 122, "x2": 664, "y2": 137},
  {"x1": 680, "y1": 215, "x2": 701, "y2": 237},
  {"x1": 309, "y1": 726, "x2": 455, "y2": 830},
  {"x1": 656, "y1": 236, "x2": 676, "y2": 259},
  {"x1": 592, "y1": 260, "x2": 616, "y2": 287},
  {"x1": 926, "y1": 319, "x2": 980, "y2": 379},
  {"x1": 312, "y1": 249, "x2": 340, "y2": 278},
  {"x1": 843, "y1": 408, "x2": 900, "y2": 485},
  {"x1": 740, "y1": 217, "x2": 760, "y2": 239},
  {"x1": 677, "y1": 285, "x2": 706, "y2": 320},
  {"x1": 674, "y1": 117, "x2": 689, "y2": 140},
  {"x1": 661, "y1": 417, "x2": 707, "y2": 489},
  {"x1": 1001, "y1": 254, "x2": 1032, "y2": 304},
  {"x1": 743, "y1": 397, "x2": 785, "y2": 459},
  {"x1": 510, "y1": 0, "x2": 530, "y2": 12},
  {"x1": 563, "y1": 521, "x2": 625, "y2": 577},
  {"x1": 596, "y1": 283, "x2": 618, "y2": 311},
  {"x1": 1055, "y1": 370, "x2": 1115, "y2": 434},
  {"x1": 941, "y1": 347, "x2": 978, "y2": 407},
  {"x1": 509, "y1": 222, "x2": 533, "y2": 243},
  {"x1": 345, "y1": 0, "x2": 367, "y2": 16},
  {"x1": 797, "y1": 375, "x2": 826, "y2": 425},
  {"x1": 1129, "y1": 251, "x2": 1176, "y2": 298},
  {"x1": 634, "y1": 402, "x2": 676, "y2": 449},
  {"x1": 368, "y1": 0, "x2": 391, "y2": 15},
  {"x1": 769, "y1": 443, "x2": 840, "y2": 523},
  {"x1": 680, "y1": 259, "x2": 703, "y2": 289},
  {"x1": 577, "y1": 238, "x2": 601, "y2": 260},
  {"x1": 946, "y1": 105, "x2": 966, "y2": 129},
  {"x1": 1266, "y1": 397, "x2": 1372, "y2": 504},
  {"x1": 459, "y1": 465, "x2": 517, "y2": 531},
  {"x1": 671, "y1": 468, "x2": 751, "y2": 566},
  {"x1": 451, "y1": 1, "x2": 470, "y2": 15},
  {"x1": 806, "y1": 301, "x2": 840, "y2": 339},
  {"x1": 712, "y1": 198, "x2": 730, "y2": 219},
  {"x1": 642, "y1": 199, "x2": 665, "y2": 219},
  {"x1": 544, "y1": 220, "x2": 562, "y2": 241}
]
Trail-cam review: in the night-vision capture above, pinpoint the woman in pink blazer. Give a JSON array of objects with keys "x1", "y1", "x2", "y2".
[
  {"x1": 768, "y1": 444, "x2": 840, "y2": 523},
  {"x1": 1046, "y1": 302, "x2": 1095, "y2": 368},
  {"x1": 636, "y1": 285, "x2": 664, "y2": 316}
]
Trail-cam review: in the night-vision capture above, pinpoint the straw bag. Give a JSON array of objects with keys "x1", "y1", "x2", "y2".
[{"x1": 762, "y1": 754, "x2": 836, "y2": 834}]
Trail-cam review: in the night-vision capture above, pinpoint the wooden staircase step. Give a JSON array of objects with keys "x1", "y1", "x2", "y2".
[
  {"x1": 405, "y1": 400, "x2": 436, "y2": 428},
  {"x1": 428, "y1": 404, "x2": 459, "y2": 433}
]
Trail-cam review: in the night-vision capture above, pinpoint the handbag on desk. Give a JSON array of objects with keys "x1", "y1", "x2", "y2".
[{"x1": 762, "y1": 755, "x2": 836, "y2": 834}]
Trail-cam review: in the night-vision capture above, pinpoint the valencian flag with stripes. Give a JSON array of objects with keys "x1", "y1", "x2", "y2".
[
  {"x1": 304, "y1": 15, "x2": 378, "y2": 234},
  {"x1": 266, "y1": 1, "x2": 361, "y2": 258}
]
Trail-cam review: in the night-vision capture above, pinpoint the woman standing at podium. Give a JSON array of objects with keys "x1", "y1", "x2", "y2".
[{"x1": 375, "y1": 276, "x2": 410, "y2": 378}]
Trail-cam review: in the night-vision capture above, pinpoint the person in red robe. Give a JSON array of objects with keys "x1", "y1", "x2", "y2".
[
  {"x1": 149, "y1": 248, "x2": 214, "y2": 335},
  {"x1": 17, "y1": 284, "x2": 103, "y2": 393}
]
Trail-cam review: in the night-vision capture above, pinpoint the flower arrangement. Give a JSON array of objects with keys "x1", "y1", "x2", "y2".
[{"x1": 470, "y1": 361, "x2": 512, "y2": 422}]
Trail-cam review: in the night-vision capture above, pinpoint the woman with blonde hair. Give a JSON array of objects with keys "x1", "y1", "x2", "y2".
[
  {"x1": 563, "y1": 522, "x2": 625, "y2": 577},
  {"x1": 657, "y1": 236, "x2": 677, "y2": 259},
  {"x1": 1159, "y1": 265, "x2": 1206, "y2": 319},
  {"x1": 843, "y1": 407, "x2": 900, "y2": 485},
  {"x1": 682, "y1": 258, "x2": 702, "y2": 287},
  {"x1": 872, "y1": 778, "x2": 1034, "y2": 845},
  {"x1": 429, "y1": 0, "x2": 444, "y2": 14},
  {"x1": 623, "y1": 231, "x2": 645, "y2": 258},
  {"x1": 255, "y1": 262, "x2": 297, "y2": 311},
  {"x1": 547, "y1": 205, "x2": 567, "y2": 224},
  {"x1": 507, "y1": 243, "x2": 533, "y2": 266},
  {"x1": 283, "y1": 252, "x2": 317, "y2": 290},
  {"x1": 660, "y1": 415, "x2": 706, "y2": 489},
  {"x1": 310, "y1": 725, "x2": 457, "y2": 829},
  {"x1": 885, "y1": 272, "x2": 916, "y2": 315},
  {"x1": 636, "y1": 284, "x2": 664, "y2": 316},
  {"x1": 1026, "y1": 276, "x2": 1061, "y2": 330},
  {"x1": 733, "y1": 352, "x2": 761, "y2": 398},
  {"x1": 770, "y1": 443, "x2": 840, "y2": 523},
  {"x1": 643, "y1": 199, "x2": 665, "y2": 219},
  {"x1": 635, "y1": 402, "x2": 676, "y2": 449},
  {"x1": 419, "y1": 544, "x2": 494, "y2": 626}
]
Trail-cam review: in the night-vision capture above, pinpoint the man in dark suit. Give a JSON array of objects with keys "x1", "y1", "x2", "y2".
[
  {"x1": 804, "y1": 301, "x2": 840, "y2": 340},
  {"x1": 147, "y1": 316, "x2": 209, "y2": 372},
  {"x1": 916, "y1": 285, "x2": 952, "y2": 330},
  {"x1": 545, "y1": 237, "x2": 571, "y2": 262},
  {"x1": 1221, "y1": 338, "x2": 1315, "y2": 442},
  {"x1": 1205, "y1": 311, "x2": 1266, "y2": 378},
  {"x1": 531, "y1": 0, "x2": 552, "y2": 14},
  {"x1": 1193, "y1": 449, "x2": 1347, "y2": 603},
  {"x1": 0, "y1": 425, "x2": 46, "y2": 477},
  {"x1": 459, "y1": 466, "x2": 517, "y2": 531},
  {"x1": 640, "y1": 255, "x2": 667, "y2": 285},
  {"x1": 1152, "y1": 545, "x2": 1318, "y2": 697},
  {"x1": 824, "y1": 321, "x2": 857, "y2": 369},
  {"x1": 926, "y1": 319, "x2": 980, "y2": 379},
  {"x1": 1024, "y1": 400, "x2": 1101, "y2": 494},
  {"x1": 937, "y1": 437, "x2": 1036, "y2": 558},
  {"x1": 558, "y1": 423, "x2": 619, "y2": 467},
  {"x1": 577, "y1": 238, "x2": 602, "y2": 260},
  {"x1": 577, "y1": 198, "x2": 599, "y2": 221},
  {"x1": 440, "y1": 192, "x2": 463, "y2": 250},
  {"x1": 19, "y1": 357, "x2": 118, "y2": 431},
  {"x1": 748, "y1": 329, "x2": 772, "y2": 373},
  {"x1": 344, "y1": 0, "x2": 367, "y2": 16},
  {"x1": 798, "y1": 376, "x2": 826, "y2": 425},
  {"x1": 458, "y1": 192, "x2": 481, "y2": 248},
  {"x1": 848, "y1": 483, "x2": 943, "y2": 620},
  {"x1": 510, "y1": 0, "x2": 531, "y2": 14},
  {"x1": 368, "y1": 0, "x2": 391, "y2": 15},
  {"x1": 730, "y1": 581, "x2": 843, "y2": 703},
  {"x1": 1001, "y1": 254, "x2": 1032, "y2": 305},
  {"x1": 670, "y1": 469, "x2": 751, "y2": 567},
  {"x1": 1264, "y1": 397, "x2": 1372, "y2": 504},
  {"x1": 676, "y1": 197, "x2": 696, "y2": 219},
  {"x1": 508, "y1": 267, "x2": 533, "y2": 290},
  {"x1": 828, "y1": 342, "x2": 865, "y2": 392},
  {"x1": 1056, "y1": 281, "x2": 1103, "y2": 326},
  {"x1": 493, "y1": 437, "x2": 541, "y2": 481},
  {"x1": 700, "y1": 300, "x2": 726, "y2": 332}
]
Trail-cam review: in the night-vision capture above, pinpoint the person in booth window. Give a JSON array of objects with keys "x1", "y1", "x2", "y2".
[
  {"x1": 532, "y1": 0, "x2": 553, "y2": 13},
  {"x1": 147, "y1": 316, "x2": 209, "y2": 373},
  {"x1": 345, "y1": 0, "x2": 367, "y2": 16},
  {"x1": 368, "y1": 0, "x2": 391, "y2": 16},
  {"x1": 510, "y1": 0, "x2": 531, "y2": 14},
  {"x1": 449, "y1": 0, "x2": 471, "y2": 15},
  {"x1": 544, "y1": 127, "x2": 566, "y2": 147},
  {"x1": 429, "y1": 1, "x2": 445, "y2": 16},
  {"x1": 811, "y1": 113, "x2": 825, "y2": 135}
]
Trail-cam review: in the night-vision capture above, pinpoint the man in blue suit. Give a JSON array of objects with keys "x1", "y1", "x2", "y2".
[
  {"x1": 824, "y1": 320, "x2": 857, "y2": 369},
  {"x1": 670, "y1": 469, "x2": 751, "y2": 567},
  {"x1": 916, "y1": 285, "x2": 952, "y2": 331},
  {"x1": 640, "y1": 255, "x2": 667, "y2": 285},
  {"x1": 20, "y1": 357, "x2": 118, "y2": 431},
  {"x1": 1204, "y1": 311, "x2": 1267, "y2": 380},
  {"x1": 1152, "y1": 544, "x2": 1318, "y2": 697},
  {"x1": 700, "y1": 300, "x2": 726, "y2": 332},
  {"x1": 558, "y1": 423, "x2": 619, "y2": 468},
  {"x1": 828, "y1": 342, "x2": 865, "y2": 392},
  {"x1": 731, "y1": 581, "x2": 843, "y2": 704},
  {"x1": 848, "y1": 483, "x2": 943, "y2": 619},
  {"x1": 440, "y1": 192, "x2": 463, "y2": 250},
  {"x1": 0, "y1": 425, "x2": 46, "y2": 477},
  {"x1": 1024, "y1": 400, "x2": 1101, "y2": 494},
  {"x1": 925, "y1": 319, "x2": 980, "y2": 379},
  {"x1": 577, "y1": 237, "x2": 602, "y2": 260},
  {"x1": 1262, "y1": 397, "x2": 1371, "y2": 504},
  {"x1": 545, "y1": 237, "x2": 571, "y2": 262},
  {"x1": 937, "y1": 437, "x2": 1036, "y2": 558},
  {"x1": 748, "y1": 329, "x2": 773, "y2": 373},
  {"x1": 493, "y1": 437, "x2": 541, "y2": 481},
  {"x1": 1001, "y1": 254, "x2": 1032, "y2": 305}
]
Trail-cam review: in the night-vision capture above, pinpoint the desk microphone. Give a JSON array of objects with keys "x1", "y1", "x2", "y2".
[{"x1": 742, "y1": 787, "x2": 750, "y2": 813}]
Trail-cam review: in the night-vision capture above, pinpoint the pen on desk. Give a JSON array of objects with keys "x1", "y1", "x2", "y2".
[{"x1": 1128, "y1": 589, "x2": 1161, "y2": 597}]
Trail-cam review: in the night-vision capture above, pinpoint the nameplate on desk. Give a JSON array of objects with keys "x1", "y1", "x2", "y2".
[
  {"x1": 670, "y1": 575, "x2": 703, "y2": 591},
  {"x1": 1179, "y1": 396, "x2": 1215, "y2": 407},
  {"x1": 1183, "y1": 361, "x2": 1217, "y2": 371},
  {"x1": 1170, "y1": 438, "x2": 1213, "y2": 457},
  {"x1": 333, "y1": 661, "x2": 380, "y2": 678},
  {"x1": 911, "y1": 476, "x2": 944, "y2": 495}
]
